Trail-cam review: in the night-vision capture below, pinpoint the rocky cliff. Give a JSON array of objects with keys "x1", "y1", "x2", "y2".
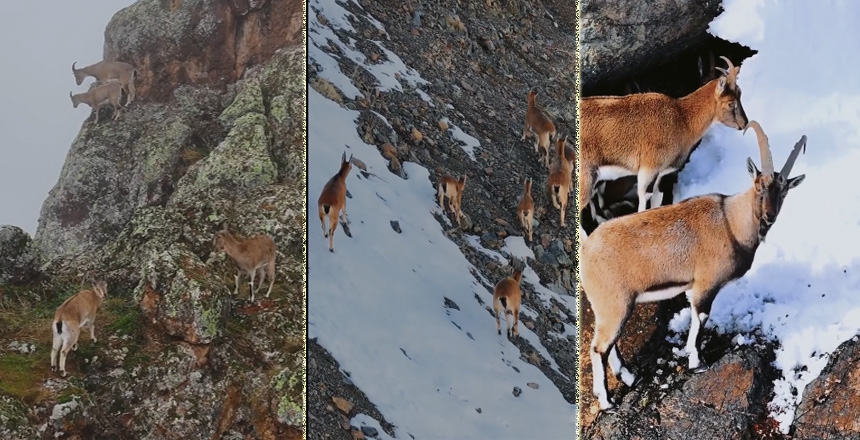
[{"x1": 0, "y1": 1, "x2": 305, "y2": 439}]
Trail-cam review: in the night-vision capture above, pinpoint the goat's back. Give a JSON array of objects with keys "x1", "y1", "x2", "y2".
[
  {"x1": 493, "y1": 278, "x2": 521, "y2": 303},
  {"x1": 318, "y1": 173, "x2": 347, "y2": 207},
  {"x1": 580, "y1": 93, "x2": 686, "y2": 168},
  {"x1": 581, "y1": 195, "x2": 731, "y2": 296}
]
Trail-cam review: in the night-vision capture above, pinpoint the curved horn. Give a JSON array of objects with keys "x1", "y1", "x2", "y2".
[
  {"x1": 779, "y1": 135, "x2": 807, "y2": 177},
  {"x1": 744, "y1": 121, "x2": 774, "y2": 175},
  {"x1": 72, "y1": 62, "x2": 77, "y2": 72},
  {"x1": 720, "y1": 55, "x2": 735, "y2": 73},
  {"x1": 715, "y1": 67, "x2": 729, "y2": 77}
]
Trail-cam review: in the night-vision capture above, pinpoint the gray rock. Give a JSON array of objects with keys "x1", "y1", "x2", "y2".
[
  {"x1": 0, "y1": 225, "x2": 39, "y2": 285},
  {"x1": 580, "y1": 0, "x2": 721, "y2": 88}
]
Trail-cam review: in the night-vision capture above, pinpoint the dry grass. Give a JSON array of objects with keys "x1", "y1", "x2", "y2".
[{"x1": 310, "y1": 77, "x2": 344, "y2": 104}]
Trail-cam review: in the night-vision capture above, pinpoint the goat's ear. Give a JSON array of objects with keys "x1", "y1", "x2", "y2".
[
  {"x1": 747, "y1": 157, "x2": 759, "y2": 178},
  {"x1": 787, "y1": 174, "x2": 806, "y2": 189},
  {"x1": 716, "y1": 76, "x2": 727, "y2": 96}
]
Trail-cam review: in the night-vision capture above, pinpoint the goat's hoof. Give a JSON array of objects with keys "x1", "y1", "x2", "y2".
[
  {"x1": 691, "y1": 363, "x2": 710, "y2": 374},
  {"x1": 324, "y1": 233, "x2": 328, "y2": 238},
  {"x1": 329, "y1": 248, "x2": 334, "y2": 253},
  {"x1": 51, "y1": 366, "x2": 57, "y2": 372},
  {"x1": 60, "y1": 371, "x2": 67, "y2": 378},
  {"x1": 92, "y1": 338, "x2": 97, "y2": 343},
  {"x1": 599, "y1": 401, "x2": 618, "y2": 414},
  {"x1": 497, "y1": 329, "x2": 501, "y2": 335}
]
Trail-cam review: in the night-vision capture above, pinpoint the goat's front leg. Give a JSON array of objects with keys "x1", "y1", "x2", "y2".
[
  {"x1": 234, "y1": 272, "x2": 241, "y2": 295},
  {"x1": 89, "y1": 319, "x2": 97, "y2": 343}
]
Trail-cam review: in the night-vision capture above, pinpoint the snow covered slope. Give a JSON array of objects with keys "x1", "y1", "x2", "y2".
[
  {"x1": 307, "y1": 0, "x2": 577, "y2": 438},
  {"x1": 677, "y1": 0, "x2": 860, "y2": 432}
]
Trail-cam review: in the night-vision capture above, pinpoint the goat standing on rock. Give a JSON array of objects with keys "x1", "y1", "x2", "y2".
[
  {"x1": 51, "y1": 280, "x2": 108, "y2": 377},
  {"x1": 493, "y1": 267, "x2": 523, "y2": 338},
  {"x1": 522, "y1": 89, "x2": 557, "y2": 169},
  {"x1": 72, "y1": 60, "x2": 137, "y2": 105},
  {"x1": 578, "y1": 56, "x2": 749, "y2": 240},
  {"x1": 580, "y1": 121, "x2": 807, "y2": 413},
  {"x1": 517, "y1": 177, "x2": 534, "y2": 243},
  {"x1": 214, "y1": 228, "x2": 276, "y2": 302},
  {"x1": 70, "y1": 81, "x2": 124, "y2": 123}
]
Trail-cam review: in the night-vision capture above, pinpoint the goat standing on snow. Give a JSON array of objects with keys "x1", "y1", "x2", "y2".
[
  {"x1": 51, "y1": 280, "x2": 108, "y2": 377},
  {"x1": 72, "y1": 60, "x2": 137, "y2": 105},
  {"x1": 522, "y1": 89, "x2": 557, "y2": 169},
  {"x1": 493, "y1": 267, "x2": 523, "y2": 338},
  {"x1": 318, "y1": 152, "x2": 353, "y2": 252},
  {"x1": 70, "y1": 81, "x2": 124, "y2": 123},
  {"x1": 580, "y1": 121, "x2": 807, "y2": 413},
  {"x1": 578, "y1": 56, "x2": 749, "y2": 240},
  {"x1": 214, "y1": 228, "x2": 276, "y2": 302}
]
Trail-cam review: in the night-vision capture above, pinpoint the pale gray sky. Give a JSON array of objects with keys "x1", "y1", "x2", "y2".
[{"x1": 0, "y1": 0, "x2": 136, "y2": 234}]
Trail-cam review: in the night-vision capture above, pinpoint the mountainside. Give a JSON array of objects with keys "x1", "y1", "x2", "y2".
[
  {"x1": 0, "y1": 1, "x2": 305, "y2": 439},
  {"x1": 308, "y1": 0, "x2": 580, "y2": 438}
]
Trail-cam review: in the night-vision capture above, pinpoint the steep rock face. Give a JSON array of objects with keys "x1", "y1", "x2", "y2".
[
  {"x1": 6, "y1": 1, "x2": 305, "y2": 438},
  {"x1": 103, "y1": 0, "x2": 304, "y2": 103},
  {"x1": 580, "y1": 0, "x2": 721, "y2": 89},
  {"x1": 36, "y1": 0, "x2": 303, "y2": 265},
  {"x1": 34, "y1": 86, "x2": 228, "y2": 264},
  {"x1": 0, "y1": 225, "x2": 39, "y2": 285}
]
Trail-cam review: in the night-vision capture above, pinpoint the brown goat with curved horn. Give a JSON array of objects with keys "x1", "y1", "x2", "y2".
[{"x1": 580, "y1": 120, "x2": 807, "y2": 413}]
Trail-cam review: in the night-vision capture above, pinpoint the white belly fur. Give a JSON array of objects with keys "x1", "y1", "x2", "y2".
[
  {"x1": 596, "y1": 165, "x2": 635, "y2": 182},
  {"x1": 636, "y1": 283, "x2": 692, "y2": 303}
]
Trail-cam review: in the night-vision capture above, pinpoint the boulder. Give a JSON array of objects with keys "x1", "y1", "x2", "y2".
[
  {"x1": 0, "y1": 225, "x2": 39, "y2": 285},
  {"x1": 580, "y1": 0, "x2": 721, "y2": 88}
]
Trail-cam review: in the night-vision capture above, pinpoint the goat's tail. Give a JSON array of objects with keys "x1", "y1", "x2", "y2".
[
  {"x1": 499, "y1": 297, "x2": 507, "y2": 311},
  {"x1": 322, "y1": 204, "x2": 331, "y2": 215},
  {"x1": 55, "y1": 321, "x2": 63, "y2": 334}
]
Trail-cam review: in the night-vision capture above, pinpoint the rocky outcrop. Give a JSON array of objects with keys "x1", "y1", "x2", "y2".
[
  {"x1": 103, "y1": 0, "x2": 303, "y2": 103},
  {"x1": 2, "y1": 1, "x2": 305, "y2": 438},
  {"x1": 582, "y1": 347, "x2": 776, "y2": 439},
  {"x1": 580, "y1": 0, "x2": 722, "y2": 89},
  {"x1": 36, "y1": 0, "x2": 303, "y2": 266},
  {"x1": 793, "y1": 338, "x2": 860, "y2": 439},
  {"x1": 0, "y1": 225, "x2": 39, "y2": 286}
]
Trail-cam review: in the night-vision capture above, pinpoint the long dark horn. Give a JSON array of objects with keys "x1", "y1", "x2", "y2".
[
  {"x1": 715, "y1": 67, "x2": 730, "y2": 77},
  {"x1": 744, "y1": 121, "x2": 774, "y2": 175},
  {"x1": 72, "y1": 62, "x2": 77, "y2": 72},
  {"x1": 779, "y1": 135, "x2": 807, "y2": 177}
]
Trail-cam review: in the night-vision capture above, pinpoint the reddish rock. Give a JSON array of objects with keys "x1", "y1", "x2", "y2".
[{"x1": 104, "y1": 0, "x2": 303, "y2": 103}]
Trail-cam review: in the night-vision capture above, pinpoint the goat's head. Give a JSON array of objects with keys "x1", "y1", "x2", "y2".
[
  {"x1": 458, "y1": 174, "x2": 468, "y2": 188},
  {"x1": 340, "y1": 151, "x2": 353, "y2": 177},
  {"x1": 714, "y1": 56, "x2": 749, "y2": 130},
  {"x1": 69, "y1": 91, "x2": 84, "y2": 108},
  {"x1": 71, "y1": 62, "x2": 85, "y2": 85},
  {"x1": 93, "y1": 280, "x2": 108, "y2": 299},
  {"x1": 744, "y1": 121, "x2": 807, "y2": 237},
  {"x1": 213, "y1": 228, "x2": 231, "y2": 251}
]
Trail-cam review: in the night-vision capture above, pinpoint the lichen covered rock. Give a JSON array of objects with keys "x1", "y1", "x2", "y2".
[
  {"x1": 171, "y1": 112, "x2": 277, "y2": 205},
  {"x1": 0, "y1": 395, "x2": 37, "y2": 440},
  {"x1": 137, "y1": 244, "x2": 229, "y2": 344},
  {"x1": 0, "y1": 225, "x2": 39, "y2": 285}
]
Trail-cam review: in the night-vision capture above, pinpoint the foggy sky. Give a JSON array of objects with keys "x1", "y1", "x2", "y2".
[{"x1": 0, "y1": 0, "x2": 136, "y2": 234}]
